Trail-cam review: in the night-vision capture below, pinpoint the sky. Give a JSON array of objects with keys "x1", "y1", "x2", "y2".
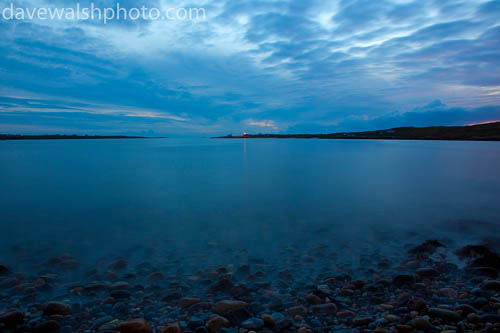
[{"x1": 0, "y1": 0, "x2": 499, "y2": 136}]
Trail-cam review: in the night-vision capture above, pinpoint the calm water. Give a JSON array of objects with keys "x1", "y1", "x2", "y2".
[{"x1": 1, "y1": 138, "x2": 500, "y2": 271}]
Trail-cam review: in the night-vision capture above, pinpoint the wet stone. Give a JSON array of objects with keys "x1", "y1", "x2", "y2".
[{"x1": 241, "y1": 317, "x2": 264, "y2": 330}]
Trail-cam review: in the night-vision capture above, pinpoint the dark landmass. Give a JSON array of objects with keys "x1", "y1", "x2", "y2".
[
  {"x1": 214, "y1": 121, "x2": 500, "y2": 141},
  {"x1": 0, "y1": 134, "x2": 167, "y2": 141}
]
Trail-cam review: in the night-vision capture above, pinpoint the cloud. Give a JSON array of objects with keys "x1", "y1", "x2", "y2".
[{"x1": 0, "y1": 0, "x2": 499, "y2": 135}]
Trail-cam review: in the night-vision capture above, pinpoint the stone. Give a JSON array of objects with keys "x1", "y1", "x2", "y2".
[
  {"x1": 394, "y1": 324, "x2": 413, "y2": 332},
  {"x1": 351, "y1": 316, "x2": 374, "y2": 327},
  {"x1": 0, "y1": 264, "x2": 11, "y2": 276},
  {"x1": 410, "y1": 317, "x2": 432, "y2": 330},
  {"x1": 34, "y1": 320, "x2": 61, "y2": 333},
  {"x1": 116, "y1": 319, "x2": 152, "y2": 333},
  {"x1": 455, "y1": 304, "x2": 476, "y2": 315},
  {"x1": 0, "y1": 311, "x2": 25, "y2": 327},
  {"x1": 408, "y1": 240, "x2": 445, "y2": 256},
  {"x1": 479, "y1": 314, "x2": 500, "y2": 324},
  {"x1": 481, "y1": 280, "x2": 500, "y2": 291},
  {"x1": 287, "y1": 305, "x2": 307, "y2": 316},
  {"x1": 213, "y1": 300, "x2": 248, "y2": 314},
  {"x1": 392, "y1": 274, "x2": 415, "y2": 287},
  {"x1": 179, "y1": 297, "x2": 201, "y2": 308},
  {"x1": 275, "y1": 318, "x2": 293, "y2": 330},
  {"x1": 43, "y1": 302, "x2": 72, "y2": 316},
  {"x1": 230, "y1": 283, "x2": 249, "y2": 297},
  {"x1": 311, "y1": 303, "x2": 337, "y2": 314},
  {"x1": 162, "y1": 322, "x2": 182, "y2": 333},
  {"x1": 416, "y1": 268, "x2": 440, "y2": 277},
  {"x1": 261, "y1": 314, "x2": 275, "y2": 327},
  {"x1": 438, "y1": 288, "x2": 458, "y2": 298},
  {"x1": 209, "y1": 278, "x2": 233, "y2": 293},
  {"x1": 206, "y1": 315, "x2": 231, "y2": 333},
  {"x1": 109, "y1": 258, "x2": 128, "y2": 270},
  {"x1": 242, "y1": 318, "x2": 264, "y2": 330},
  {"x1": 428, "y1": 308, "x2": 461, "y2": 322},
  {"x1": 305, "y1": 293, "x2": 322, "y2": 305},
  {"x1": 406, "y1": 297, "x2": 426, "y2": 311}
]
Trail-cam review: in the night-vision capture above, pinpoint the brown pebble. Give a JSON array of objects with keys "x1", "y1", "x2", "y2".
[{"x1": 116, "y1": 319, "x2": 152, "y2": 333}]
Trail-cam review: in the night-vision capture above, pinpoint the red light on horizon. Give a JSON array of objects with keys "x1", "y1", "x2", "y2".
[{"x1": 467, "y1": 120, "x2": 500, "y2": 126}]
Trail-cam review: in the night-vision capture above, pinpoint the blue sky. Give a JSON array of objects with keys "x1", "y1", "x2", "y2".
[{"x1": 1, "y1": 0, "x2": 499, "y2": 136}]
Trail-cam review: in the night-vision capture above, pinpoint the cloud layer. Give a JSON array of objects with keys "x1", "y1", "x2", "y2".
[{"x1": 1, "y1": 0, "x2": 499, "y2": 135}]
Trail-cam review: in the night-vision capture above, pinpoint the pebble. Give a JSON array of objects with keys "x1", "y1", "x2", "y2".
[
  {"x1": 115, "y1": 319, "x2": 152, "y2": 333},
  {"x1": 43, "y1": 302, "x2": 72, "y2": 316},
  {"x1": 213, "y1": 300, "x2": 248, "y2": 314},
  {"x1": 428, "y1": 307, "x2": 461, "y2": 322},
  {"x1": 241, "y1": 317, "x2": 264, "y2": 330}
]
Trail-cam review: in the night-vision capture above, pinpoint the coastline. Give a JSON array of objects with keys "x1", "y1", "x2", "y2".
[
  {"x1": 213, "y1": 122, "x2": 500, "y2": 142},
  {"x1": 1, "y1": 239, "x2": 499, "y2": 332}
]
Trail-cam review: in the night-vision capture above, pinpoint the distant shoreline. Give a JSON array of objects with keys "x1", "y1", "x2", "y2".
[
  {"x1": 0, "y1": 134, "x2": 168, "y2": 141},
  {"x1": 213, "y1": 122, "x2": 500, "y2": 141}
]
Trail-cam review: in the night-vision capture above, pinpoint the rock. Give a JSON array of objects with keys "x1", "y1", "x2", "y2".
[
  {"x1": 385, "y1": 314, "x2": 399, "y2": 323},
  {"x1": 394, "y1": 324, "x2": 413, "y2": 332},
  {"x1": 224, "y1": 307, "x2": 253, "y2": 325},
  {"x1": 43, "y1": 302, "x2": 72, "y2": 316},
  {"x1": 116, "y1": 319, "x2": 152, "y2": 333},
  {"x1": 109, "y1": 258, "x2": 128, "y2": 270},
  {"x1": 406, "y1": 297, "x2": 426, "y2": 311},
  {"x1": 188, "y1": 316, "x2": 204, "y2": 329},
  {"x1": 456, "y1": 245, "x2": 500, "y2": 270},
  {"x1": 287, "y1": 305, "x2": 307, "y2": 316},
  {"x1": 416, "y1": 268, "x2": 440, "y2": 277},
  {"x1": 60, "y1": 258, "x2": 80, "y2": 269},
  {"x1": 392, "y1": 274, "x2": 415, "y2": 287},
  {"x1": 162, "y1": 322, "x2": 182, "y2": 333},
  {"x1": 111, "y1": 290, "x2": 132, "y2": 299},
  {"x1": 213, "y1": 300, "x2": 248, "y2": 314},
  {"x1": 465, "y1": 267, "x2": 498, "y2": 278},
  {"x1": 351, "y1": 316, "x2": 374, "y2": 327},
  {"x1": 479, "y1": 313, "x2": 500, "y2": 324},
  {"x1": 206, "y1": 315, "x2": 231, "y2": 333},
  {"x1": 275, "y1": 318, "x2": 293, "y2": 330},
  {"x1": 179, "y1": 297, "x2": 201, "y2": 308},
  {"x1": 467, "y1": 313, "x2": 481, "y2": 323},
  {"x1": 438, "y1": 288, "x2": 458, "y2": 298},
  {"x1": 261, "y1": 314, "x2": 275, "y2": 327},
  {"x1": 481, "y1": 280, "x2": 500, "y2": 291},
  {"x1": 409, "y1": 240, "x2": 445, "y2": 256},
  {"x1": 456, "y1": 304, "x2": 476, "y2": 316},
  {"x1": 428, "y1": 308, "x2": 461, "y2": 322},
  {"x1": 0, "y1": 264, "x2": 10, "y2": 276},
  {"x1": 209, "y1": 278, "x2": 233, "y2": 293},
  {"x1": 242, "y1": 318, "x2": 264, "y2": 330},
  {"x1": 410, "y1": 317, "x2": 432, "y2": 330},
  {"x1": 110, "y1": 281, "x2": 131, "y2": 290},
  {"x1": 311, "y1": 303, "x2": 337, "y2": 314},
  {"x1": 0, "y1": 311, "x2": 25, "y2": 327},
  {"x1": 337, "y1": 311, "x2": 355, "y2": 318},
  {"x1": 147, "y1": 271, "x2": 164, "y2": 281},
  {"x1": 230, "y1": 283, "x2": 249, "y2": 297},
  {"x1": 305, "y1": 293, "x2": 322, "y2": 305},
  {"x1": 34, "y1": 320, "x2": 61, "y2": 333}
]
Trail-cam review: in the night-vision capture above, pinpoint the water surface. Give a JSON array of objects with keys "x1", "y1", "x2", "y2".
[{"x1": 1, "y1": 138, "x2": 500, "y2": 271}]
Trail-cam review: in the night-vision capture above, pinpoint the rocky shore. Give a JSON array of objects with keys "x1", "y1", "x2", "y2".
[{"x1": 1, "y1": 240, "x2": 500, "y2": 332}]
